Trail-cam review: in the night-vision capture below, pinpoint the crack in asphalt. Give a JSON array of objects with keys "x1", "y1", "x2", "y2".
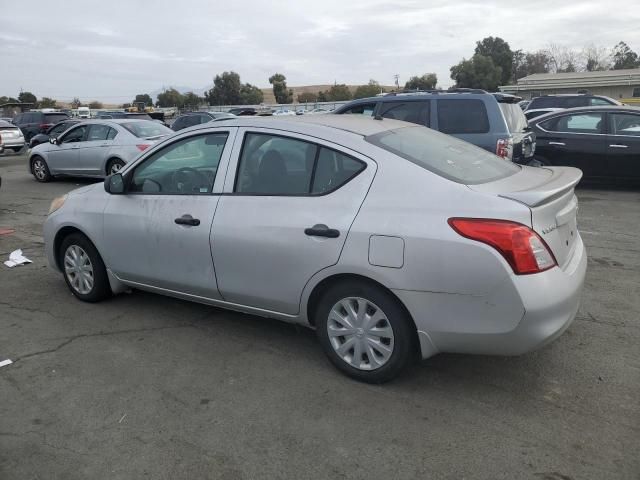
[{"x1": 13, "y1": 324, "x2": 194, "y2": 362}]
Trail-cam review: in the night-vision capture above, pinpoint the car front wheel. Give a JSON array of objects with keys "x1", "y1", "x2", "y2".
[
  {"x1": 315, "y1": 281, "x2": 415, "y2": 383},
  {"x1": 31, "y1": 156, "x2": 52, "y2": 182},
  {"x1": 59, "y1": 233, "x2": 112, "y2": 302}
]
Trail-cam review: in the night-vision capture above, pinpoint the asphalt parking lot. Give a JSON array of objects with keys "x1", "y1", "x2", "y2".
[{"x1": 1, "y1": 151, "x2": 639, "y2": 480}]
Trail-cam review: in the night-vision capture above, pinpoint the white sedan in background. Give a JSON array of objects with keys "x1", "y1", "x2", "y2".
[{"x1": 28, "y1": 119, "x2": 173, "y2": 182}]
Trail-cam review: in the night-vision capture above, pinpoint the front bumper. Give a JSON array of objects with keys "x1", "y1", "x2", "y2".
[{"x1": 395, "y1": 235, "x2": 587, "y2": 358}]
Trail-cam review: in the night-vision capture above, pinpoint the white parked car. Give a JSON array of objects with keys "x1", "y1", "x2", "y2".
[
  {"x1": 43, "y1": 116, "x2": 586, "y2": 382},
  {"x1": 0, "y1": 120, "x2": 26, "y2": 153}
]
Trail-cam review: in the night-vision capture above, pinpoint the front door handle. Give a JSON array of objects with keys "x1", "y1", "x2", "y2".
[
  {"x1": 305, "y1": 224, "x2": 340, "y2": 238},
  {"x1": 175, "y1": 214, "x2": 200, "y2": 226},
  {"x1": 549, "y1": 141, "x2": 566, "y2": 146},
  {"x1": 609, "y1": 144, "x2": 628, "y2": 148}
]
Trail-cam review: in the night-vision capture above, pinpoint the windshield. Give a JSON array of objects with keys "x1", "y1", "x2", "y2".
[
  {"x1": 121, "y1": 121, "x2": 172, "y2": 139},
  {"x1": 366, "y1": 126, "x2": 520, "y2": 185},
  {"x1": 500, "y1": 104, "x2": 528, "y2": 133}
]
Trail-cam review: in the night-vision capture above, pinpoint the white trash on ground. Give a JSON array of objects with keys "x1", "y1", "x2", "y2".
[
  {"x1": 0, "y1": 359, "x2": 13, "y2": 368},
  {"x1": 4, "y1": 249, "x2": 32, "y2": 268}
]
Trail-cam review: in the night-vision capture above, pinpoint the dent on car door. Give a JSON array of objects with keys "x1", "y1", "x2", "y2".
[
  {"x1": 211, "y1": 128, "x2": 376, "y2": 315},
  {"x1": 101, "y1": 129, "x2": 236, "y2": 297}
]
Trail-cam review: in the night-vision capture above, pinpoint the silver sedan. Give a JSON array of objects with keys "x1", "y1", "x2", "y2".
[
  {"x1": 43, "y1": 115, "x2": 587, "y2": 383},
  {"x1": 28, "y1": 119, "x2": 172, "y2": 182}
]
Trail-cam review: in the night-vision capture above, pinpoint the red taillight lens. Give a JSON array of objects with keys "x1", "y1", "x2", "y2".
[
  {"x1": 136, "y1": 144, "x2": 151, "y2": 152},
  {"x1": 496, "y1": 138, "x2": 512, "y2": 159},
  {"x1": 448, "y1": 218, "x2": 557, "y2": 275},
  {"x1": 39, "y1": 123, "x2": 53, "y2": 130}
]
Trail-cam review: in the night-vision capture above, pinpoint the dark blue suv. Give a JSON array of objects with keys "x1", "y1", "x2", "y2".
[{"x1": 334, "y1": 90, "x2": 535, "y2": 163}]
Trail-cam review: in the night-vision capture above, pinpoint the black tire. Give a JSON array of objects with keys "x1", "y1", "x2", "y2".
[
  {"x1": 315, "y1": 280, "x2": 415, "y2": 383},
  {"x1": 59, "y1": 233, "x2": 112, "y2": 303},
  {"x1": 11, "y1": 147, "x2": 23, "y2": 153},
  {"x1": 106, "y1": 158, "x2": 125, "y2": 176},
  {"x1": 31, "y1": 156, "x2": 52, "y2": 182}
]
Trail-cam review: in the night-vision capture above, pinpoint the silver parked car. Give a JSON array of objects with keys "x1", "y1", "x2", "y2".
[
  {"x1": 43, "y1": 116, "x2": 587, "y2": 383},
  {"x1": 29, "y1": 119, "x2": 172, "y2": 182},
  {"x1": 0, "y1": 120, "x2": 26, "y2": 154}
]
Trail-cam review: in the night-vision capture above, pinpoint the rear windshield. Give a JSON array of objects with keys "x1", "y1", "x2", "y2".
[
  {"x1": 44, "y1": 113, "x2": 70, "y2": 124},
  {"x1": 499, "y1": 104, "x2": 528, "y2": 132},
  {"x1": 437, "y1": 99, "x2": 489, "y2": 134},
  {"x1": 121, "y1": 121, "x2": 172, "y2": 138},
  {"x1": 366, "y1": 126, "x2": 519, "y2": 185}
]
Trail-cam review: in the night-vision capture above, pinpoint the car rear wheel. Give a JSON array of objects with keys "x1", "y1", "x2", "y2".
[
  {"x1": 106, "y1": 158, "x2": 125, "y2": 176},
  {"x1": 315, "y1": 281, "x2": 415, "y2": 383},
  {"x1": 31, "y1": 156, "x2": 52, "y2": 182},
  {"x1": 59, "y1": 233, "x2": 112, "y2": 302}
]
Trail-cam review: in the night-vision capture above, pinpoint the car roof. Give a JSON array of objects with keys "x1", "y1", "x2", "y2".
[
  {"x1": 0, "y1": 120, "x2": 18, "y2": 127},
  {"x1": 192, "y1": 114, "x2": 413, "y2": 137},
  {"x1": 346, "y1": 91, "x2": 503, "y2": 104}
]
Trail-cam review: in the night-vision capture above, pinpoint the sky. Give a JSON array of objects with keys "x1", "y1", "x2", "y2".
[{"x1": 1, "y1": 0, "x2": 639, "y2": 103}]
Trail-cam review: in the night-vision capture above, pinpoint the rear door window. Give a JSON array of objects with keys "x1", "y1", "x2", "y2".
[
  {"x1": 609, "y1": 113, "x2": 640, "y2": 136},
  {"x1": 235, "y1": 133, "x2": 365, "y2": 195},
  {"x1": 340, "y1": 103, "x2": 376, "y2": 116},
  {"x1": 87, "y1": 124, "x2": 110, "y2": 141},
  {"x1": 380, "y1": 101, "x2": 429, "y2": 125},
  {"x1": 437, "y1": 99, "x2": 489, "y2": 134}
]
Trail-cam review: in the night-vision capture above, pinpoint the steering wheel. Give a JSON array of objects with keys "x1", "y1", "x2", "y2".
[{"x1": 171, "y1": 167, "x2": 210, "y2": 193}]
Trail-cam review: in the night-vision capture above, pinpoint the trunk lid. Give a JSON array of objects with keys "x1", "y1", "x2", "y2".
[{"x1": 470, "y1": 166, "x2": 582, "y2": 268}]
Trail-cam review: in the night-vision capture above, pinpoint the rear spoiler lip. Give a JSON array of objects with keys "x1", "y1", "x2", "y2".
[{"x1": 498, "y1": 167, "x2": 583, "y2": 207}]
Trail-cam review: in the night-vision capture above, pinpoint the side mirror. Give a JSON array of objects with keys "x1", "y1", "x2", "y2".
[
  {"x1": 104, "y1": 173, "x2": 125, "y2": 194},
  {"x1": 49, "y1": 137, "x2": 58, "y2": 145}
]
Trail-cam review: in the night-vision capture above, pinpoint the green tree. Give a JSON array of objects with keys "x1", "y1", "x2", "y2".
[
  {"x1": 612, "y1": 41, "x2": 639, "y2": 70},
  {"x1": 317, "y1": 91, "x2": 328, "y2": 102},
  {"x1": 450, "y1": 55, "x2": 502, "y2": 91},
  {"x1": 324, "y1": 84, "x2": 352, "y2": 101},
  {"x1": 352, "y1": 79, "x2": 383, "y2": 99},
  {"x1": 18, "y1": 91, "x2": 37, "y2": 106},
  {"x1": 88, "y1": 101, "x2": 103, "y2": 109},
  {"x1": 512, "y1": 50, "x2": 550, "y2": 80},
  {"x1": 39, "y1": 97, "x2": 57, "y2": 108},
  {"x1": 0, "y1": 96, "x2": 19, "y2": 104},
  {"x1": 269, "y1": 73, "x2": 293, "y2": 104},
  {"x1": 205, "y1": 71, "x2": 242, "y2": 105},
  {"x1": 157, "y1": 88, "x2": 185, "y2": 108},
  {"x1": 239, "y1": 83, "x2": 263, "y2": 105},
  {"x1": 404, "y1": 74, "x2": 437, "y2": 91},
  {"x1": 71, "y1": 97, "x2": 82, "y2": 108},
  {"x1": 297, "y1": 92, "x2": 317, "y2": 103},
  {"x1": 134, "y1": 93, "x2": 153, "y2": 106},
  {"x1": 474, "y1": 37, "x2": 513, "y2": 84},
  {"x1": 183, "y1": 92, "x2": 203, "y2": 109}
]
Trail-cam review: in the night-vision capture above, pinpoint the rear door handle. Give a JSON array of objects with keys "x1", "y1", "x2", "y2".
[
  {"x1": 549, "y1": 141, "x2": 566, "y2": 146},
  {"x1": 305, "y1": 224, "x2": 340, "y2": 238},
  {"x1": 609, "y1": 144, "x2": 628, "y2": 148},
  {"x1": 175, "y1": 214, "x2": 200, "y2": 226}
]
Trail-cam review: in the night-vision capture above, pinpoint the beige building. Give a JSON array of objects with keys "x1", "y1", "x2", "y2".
[{"x1": 500, "y1": 68, "x2": 640, "y2": 101}]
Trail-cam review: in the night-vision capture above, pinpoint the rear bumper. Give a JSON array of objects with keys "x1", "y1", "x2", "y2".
[{"x1": 395, "y1": 235, "x2": 587, "y2": 358}]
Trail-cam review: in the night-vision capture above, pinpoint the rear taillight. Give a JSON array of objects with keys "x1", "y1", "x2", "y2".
[
  {"x1": 448, "y1": 218, "x2": 557, "y2": 275},
  {"x1": 496, "y1": 138, "x2": 513, "y2": 160},
  {"x1": 136, "y1": 144, "x2": 151, "y2": 152},
  {"x1": 39, "y1": 123, "x2": 52, "y2": 130}
]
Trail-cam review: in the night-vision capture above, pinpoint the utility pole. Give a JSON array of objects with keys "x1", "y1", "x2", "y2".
[{"x1": 393, "y1": 74, "x2": 400, "y2": 90}]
